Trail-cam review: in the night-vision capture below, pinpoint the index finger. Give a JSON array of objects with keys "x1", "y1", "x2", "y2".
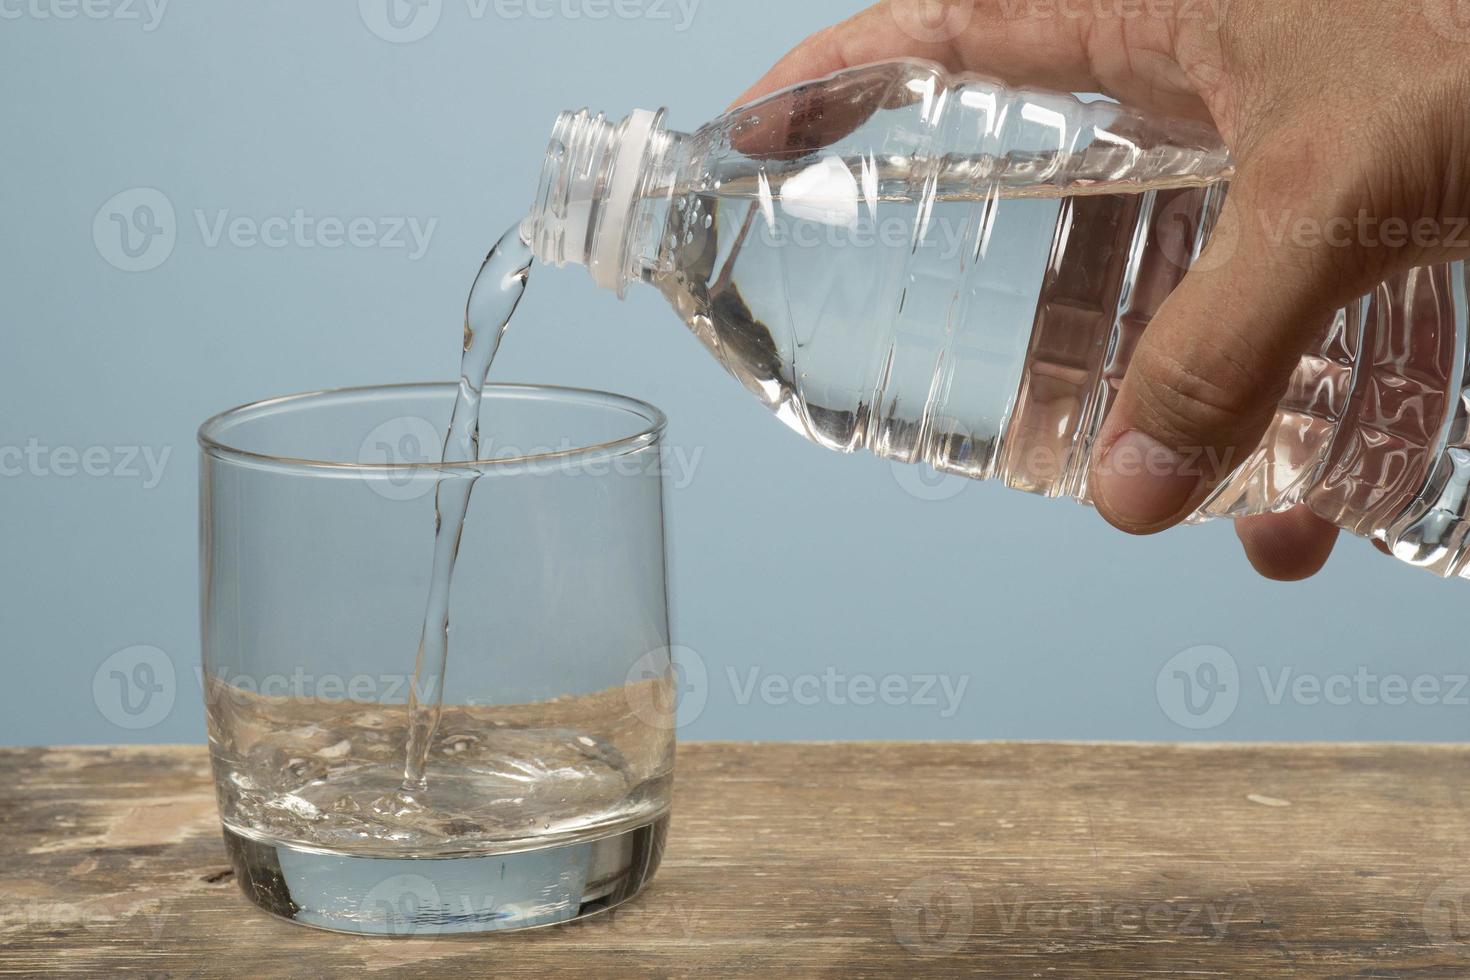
[{"x1": 732, "y1": 0, "x2": 1208, "y2": 120}]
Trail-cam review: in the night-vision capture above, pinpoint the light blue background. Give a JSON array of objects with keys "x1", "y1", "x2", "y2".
[{"x1": 2, "y1": 0, "x2": 1465, "y2": 746}]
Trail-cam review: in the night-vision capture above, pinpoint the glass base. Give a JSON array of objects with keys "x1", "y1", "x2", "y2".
[{"x1": 221, "y1": 814, "x2": 668, "y2": 936}]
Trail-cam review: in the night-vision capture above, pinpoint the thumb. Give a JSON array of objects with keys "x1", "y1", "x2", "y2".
[{"x1": 1088, "y1": 149, "x2": 1371, "y2": 534}]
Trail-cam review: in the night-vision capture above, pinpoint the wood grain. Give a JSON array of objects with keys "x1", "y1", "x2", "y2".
[{"x1": 4, "y1": 742, "x2": 1470, "y2": 977}]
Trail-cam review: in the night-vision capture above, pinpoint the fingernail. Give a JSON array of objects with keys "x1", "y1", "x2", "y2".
[{"x1": 1094, "y1": 430, "x2": 1204, "y2": 529}]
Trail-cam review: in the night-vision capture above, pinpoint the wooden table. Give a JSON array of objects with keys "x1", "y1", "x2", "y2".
[{"x1": 4, "y1": 742, "x2": 1470, "y2": 977}]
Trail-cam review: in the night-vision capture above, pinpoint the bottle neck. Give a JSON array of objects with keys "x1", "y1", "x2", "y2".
[{"x1": 522, "y1": 108, "x2": 682, "y2": 298}]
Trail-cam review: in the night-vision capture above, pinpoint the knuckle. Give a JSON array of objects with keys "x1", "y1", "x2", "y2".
[{"x1": 1128, "y1": 340, "x2": 1277, "y2": 449}]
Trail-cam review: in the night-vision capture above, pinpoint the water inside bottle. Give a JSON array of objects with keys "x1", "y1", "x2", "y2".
[{"x1": 652, "y1": 161, "x2": 1464, "y2": 527}]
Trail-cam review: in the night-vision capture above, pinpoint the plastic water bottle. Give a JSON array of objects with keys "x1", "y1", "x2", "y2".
[{"x1": 520, "y1": 58, "x2": 1470, "y2": 579}]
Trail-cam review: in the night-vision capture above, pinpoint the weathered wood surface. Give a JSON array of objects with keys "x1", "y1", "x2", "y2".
[{"x1": 4, "y1": 742, "x2": 1470, "y2": 977}]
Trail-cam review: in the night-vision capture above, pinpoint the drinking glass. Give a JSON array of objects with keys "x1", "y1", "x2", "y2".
[{"x1": 198, "y1": 383, "x2": 674, "y2": 935}]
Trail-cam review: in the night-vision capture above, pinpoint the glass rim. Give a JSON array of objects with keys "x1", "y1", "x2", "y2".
[{"x1": 198, "y1": 382, "x2": 668, "y2": 473}]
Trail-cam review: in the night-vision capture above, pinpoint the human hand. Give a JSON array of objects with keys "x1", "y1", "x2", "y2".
[{"x1": 734, "y1": 0, "x2": 1470, "y2": 580}]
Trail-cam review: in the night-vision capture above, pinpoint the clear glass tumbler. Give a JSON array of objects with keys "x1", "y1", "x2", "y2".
[{"x1": 198, "y1": 383, "x2": 675, "y2": 935}]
